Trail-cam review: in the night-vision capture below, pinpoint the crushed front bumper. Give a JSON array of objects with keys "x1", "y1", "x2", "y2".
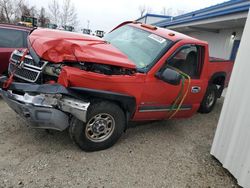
[{"x1": 0, "y1": 76, "x2": 90, "y2": 131}]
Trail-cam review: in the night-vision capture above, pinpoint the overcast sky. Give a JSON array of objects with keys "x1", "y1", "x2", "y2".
[{"x1": 28, "y1": 0, "x2": 228, "y2": 32}]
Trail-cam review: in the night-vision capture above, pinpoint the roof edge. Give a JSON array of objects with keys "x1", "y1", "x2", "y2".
[
  {"x1": 156, "y1": 4, "x2": 249, "y2": 27},
  {"x1": 174, "y1": 0, "x2": 248, "y2": 20},
  {"x1": 136, "y1": 13, "x2": 171, "y2": 21}
]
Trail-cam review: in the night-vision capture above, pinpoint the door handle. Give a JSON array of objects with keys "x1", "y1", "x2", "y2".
[{"x1": 191, "y1": 86, "x2": 201, "y2": 93}]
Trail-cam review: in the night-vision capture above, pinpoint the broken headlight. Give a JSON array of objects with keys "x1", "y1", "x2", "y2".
[{"x1": 43, "y1": 63, "x2": 63, "y2": 77}]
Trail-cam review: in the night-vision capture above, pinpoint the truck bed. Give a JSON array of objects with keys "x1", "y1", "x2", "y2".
[{"x1": 208, "y1": 57, "x2": 234, "y2": 87}]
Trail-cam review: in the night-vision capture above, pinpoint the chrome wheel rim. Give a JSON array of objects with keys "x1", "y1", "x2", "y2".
[
  {"x1": 85, "y1": 113, "x2": 115, "y2": 142},
  {"x1": 206, "y1": 91, "x2": 215, "y2": 108}
]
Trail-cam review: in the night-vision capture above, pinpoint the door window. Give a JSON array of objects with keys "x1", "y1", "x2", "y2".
[
  {"x1": 167, "y1": 45, "x2": 204, "y2": 79},
  {"x1": 0, "y1": 28, "x2": 28, "y2": 48}
]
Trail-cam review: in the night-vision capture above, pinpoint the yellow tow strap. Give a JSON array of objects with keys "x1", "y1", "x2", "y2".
[{"x1": 168, "y1": 68, "x2": 191, "y2": 119}]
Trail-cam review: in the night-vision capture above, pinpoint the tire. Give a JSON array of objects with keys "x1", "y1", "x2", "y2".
[
  {"x1": 198, "y1": 84, "x2": 218, "y2": 114},
  {"x1": 69, "y1": 101, "x2": 125, "y2": 152}
]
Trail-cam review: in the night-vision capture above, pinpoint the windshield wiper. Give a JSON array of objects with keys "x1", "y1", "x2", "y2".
[{"x1": 88, "y1": 41, "x2": 110, "y2": 46}]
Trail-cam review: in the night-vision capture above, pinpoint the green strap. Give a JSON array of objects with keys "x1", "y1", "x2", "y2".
[
  {"x1": 165, "y1": 65, "x2": 191, "y2": 112},
  {"x1": 169, "y1": 74, "x2": 185, "y2": 111}
]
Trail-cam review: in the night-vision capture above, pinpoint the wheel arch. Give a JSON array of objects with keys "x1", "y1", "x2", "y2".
[
  {"x1": 68, "y1": 87, "x2": 136, "y2": 121},
  {"x1": 209, "y1": 72, "x2": 226, "y2": 98}
]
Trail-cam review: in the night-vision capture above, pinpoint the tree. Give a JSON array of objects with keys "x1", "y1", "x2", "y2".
[
  {"x1": 0, "y1": 0, "x2": 15, "y2": 23},
  {"x1": 48, "y1": 0, "x2": 60, "y2": 25},
  {"x1": 13, "y1": 0, "x2": 25, "y2": 22},
  {"x1": 176, "y1": 9, "x2": 187, "y2": 16},
  {"x1": 138, "y1": 5, "x2": 152, "y2": 17},
  {"x1": 0, "y1": 6, "x2": 7, "y2": 23},
  {"x1": 161, "y1": 7, "x2": 173, "y2": 16},
  {"x1": 138, "y1": 5, "x2": 146, "y2": 17},
  {"x1": 61, "y1": 0, "x2": 78, "y2": 27},
  {"x1": 29, "y1": 6, "x2": 37, "y2": 17},
  {"x1": 146, "y1": 7, "x2": 152, "y2": 14},
  {"x1": 0, "y1": 0, "x2": 37, "y2": 23},
  {"x1": 39, "y1": 7, "x2": 48, "y2": 27},
  {"x1": 160, "y1": 7, "x2": 186, "y2": 16},
  {"x1": 21, "y1": 4, "x2": 29, "y2": 16}
]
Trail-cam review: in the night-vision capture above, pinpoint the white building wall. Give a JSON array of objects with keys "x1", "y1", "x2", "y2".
[
  {"x1": 211, "y1": 10, "x2": 250, "y2": 188},
  {"x1": 185, "y1": 28, "x2": 243, "y2": 59}
]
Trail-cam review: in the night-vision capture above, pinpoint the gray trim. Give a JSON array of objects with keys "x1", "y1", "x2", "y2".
[
  {"x1": 1, "y1": 90, "x2": 69, "y2": 131},
  {"x1": 139, "y1": 105, "x2": 192, "y2": 112}
]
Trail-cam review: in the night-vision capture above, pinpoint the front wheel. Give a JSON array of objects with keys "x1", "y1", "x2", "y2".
[
  {"x1": 198, "y1": 84, "x2": 218, "y2": 113},
  {"x1": 69, "y1": 101, "x2": 125, "y2": 152}
]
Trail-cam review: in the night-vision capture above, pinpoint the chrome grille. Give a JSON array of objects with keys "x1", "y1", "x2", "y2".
[
  {"x1": 11, "y1": 54, "x2": 46, "y2": 68},
  {"x1": 9, "y1": 50, "x2": 47, "y2": 83}
]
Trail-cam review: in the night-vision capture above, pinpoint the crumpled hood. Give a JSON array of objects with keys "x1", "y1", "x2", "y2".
[{"x1": 29, "y1": 28, "x2": 136, "y2": 69}]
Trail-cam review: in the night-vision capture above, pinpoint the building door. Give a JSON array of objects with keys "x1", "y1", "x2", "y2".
[{"x1": 230, "y1": 40, "x2": 241, "y2": 61}]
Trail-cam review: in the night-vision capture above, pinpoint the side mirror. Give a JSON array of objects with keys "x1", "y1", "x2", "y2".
[{"x1": 156, "y1": 68, "x2": 182, "y2": 85}]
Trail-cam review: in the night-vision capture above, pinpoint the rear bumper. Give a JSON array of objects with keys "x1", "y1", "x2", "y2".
[{"x1": 0, "y1": 76, "x2": 90, "y2": 131}]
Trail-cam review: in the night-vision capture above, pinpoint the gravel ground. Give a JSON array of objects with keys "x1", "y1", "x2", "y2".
[{"x1": 0, "y1": 98, "x2": 239, "y2": 188}]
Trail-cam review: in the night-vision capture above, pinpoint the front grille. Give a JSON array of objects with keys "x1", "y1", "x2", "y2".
[
  {"x1": 11, "y1": 52, "x2": 46, "y2": 69},
  {"x1": 9, "y1": 50, "x2": 47, "y2": 83},
  {"x1": 12, "y1": 54, "x2": 36, "y2": 66},
  {"x1": 9, "y1": 63, "x2": 40, "y2": 82}
]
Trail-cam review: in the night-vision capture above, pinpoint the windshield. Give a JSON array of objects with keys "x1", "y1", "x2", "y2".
[{"x1": 104, "y1": 25, "x2": 172, "y2": 70}]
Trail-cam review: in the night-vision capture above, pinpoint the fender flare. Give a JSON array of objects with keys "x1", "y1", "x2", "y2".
[
  {"x1": 209, "y1": 72, "x2": 226, "y2": 84},
  {"x1": 68, "y1": 87, "x2": 136, "y2": 119},
  {"x1": 209, "y1": 72, "x2": 226, "y2": 97}
]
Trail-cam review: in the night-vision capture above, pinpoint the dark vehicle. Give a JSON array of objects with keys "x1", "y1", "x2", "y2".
[
  {"x1": 0, "y1": 24, "x2": 32, "y2": 75},
  {"x1": 47, "y1": 23, "x2": 58, "y2": 29},
  {"x1": 82, "y1": 28, "x2": 91, "y2": 35},
  {"x1": 20, "y1": 16, "x2": 38, "y2": 27},
  {"x1": 63, "y1": 25, "x2": 74, "y2": 32},
  {"x1": 95, "y1": 30, "x2": 105, "y2": 38}
]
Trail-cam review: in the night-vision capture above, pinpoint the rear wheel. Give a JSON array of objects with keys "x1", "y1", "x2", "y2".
[
  {"x1": 198, "y1": 84, "x2": 218, "y2": 113},
  {"x1": 69, "y1": 101, "x2": 125, "y2": 152}
]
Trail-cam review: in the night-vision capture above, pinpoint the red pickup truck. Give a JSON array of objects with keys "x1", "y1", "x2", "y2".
[{"x1": 0, "y1": 22, "x2": 233, "y2": 151}]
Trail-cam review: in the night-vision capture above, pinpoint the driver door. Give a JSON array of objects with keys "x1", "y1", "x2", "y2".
[{"x1": 135, "y1": 44, "x2": 206, "y2": 120}]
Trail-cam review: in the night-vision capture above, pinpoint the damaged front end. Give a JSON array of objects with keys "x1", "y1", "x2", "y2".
[
  {"x1": 1, "y1": 48, "x2": 136, "y2": 131},
  {"x1": 9, "y1": 49, "x2": 135, "y2": 85},
  {"x1": 2, "y1": 47, "x2": 92, "y2": 130},
  {"x1": 9, "y1": 49, "x2": 64, "y2": 84},
  {"x1": 0, "y1": 76, "x2": 90, "y2": 131},
  {"x1": 1, "y1": 28, "x2": 137, "y2": 131}
]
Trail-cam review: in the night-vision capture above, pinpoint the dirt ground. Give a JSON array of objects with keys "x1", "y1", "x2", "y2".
[{"x1": 0, "y1": 98, "x2": 239, "y2": 188}]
